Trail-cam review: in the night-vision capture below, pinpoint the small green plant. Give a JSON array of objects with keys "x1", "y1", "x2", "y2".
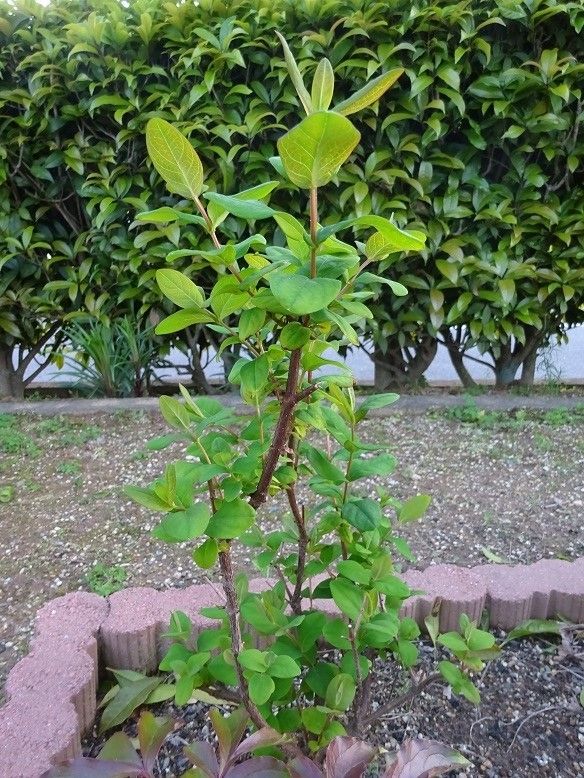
[
  {"x1": 57, "y1": 460, "x2": 82, "y2": 475},
  {"x1": 86, "y1": 563, "x2": 128, "y2": 597},
  {"x1": 0, "y1": 414, "x2": 38, "y2": 456},
  {"x1": 0, "y1": 484, "x2": 14, "y2": 503}
]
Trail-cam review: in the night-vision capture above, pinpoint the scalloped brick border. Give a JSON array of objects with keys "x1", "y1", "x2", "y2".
[{"x1": 1, "y1": 558, "x2": 583, "y2": 777}]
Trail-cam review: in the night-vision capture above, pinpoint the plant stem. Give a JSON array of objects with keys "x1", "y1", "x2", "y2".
[
  {"x1": 360, "y1": 672, "x2": 443, "y2": 727},
  {"x1": 286, "y1": 485, "x2": 308, "y2": 614},
  {"x1": 249, "y1": 348, "x2": 301, "y2": 509},
  {"x1": 218, "y1": 547, "x2": 267, "y2": 730}
]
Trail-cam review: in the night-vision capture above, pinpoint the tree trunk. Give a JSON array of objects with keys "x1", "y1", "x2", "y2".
[
  {"x1": 519, "y1": 347, "x2": 538, "y2": 386},
  {"x1": 0, "y1": 345, "x2": 25, "y2": 400},
  {"x1": 373, "y1": 335, "x2": 436, "y2": 390},
  {"x1": 443, "y1": 332, "x2": 477, "y2": 389},
  {"x1": 493, "y1": 358, "x2": 521, "y2": 388},
  {"x1": 190, "y1": 345, "x2": 213, "y2": 395}
]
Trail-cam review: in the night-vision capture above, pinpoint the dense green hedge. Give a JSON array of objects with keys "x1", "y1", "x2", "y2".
[{"x1": 0, "y1": 0, "x2": 583, "y2": 395}]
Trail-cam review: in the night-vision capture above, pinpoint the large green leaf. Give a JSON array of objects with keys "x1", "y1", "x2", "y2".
[
  {"x1": 269, "y1": 273, "x2": 341, "y2": 315},
  {"x1": 204, "y1": 192, "x2": 274, "y2": 220},
  {"x1": 146, "y1": 118, "x2": 204, "y2": 200},
  {"x1": 277, "y1": 111, "x2": 360, "y2": 189},
  {"x1": 152, "y1": 503, "x2": 211, "y2": 543},
  {"x1": 341, "y1": 498, "x2": 383, "y2": 531},
  {"x1": 330, "y1": 578, "x2": 365, "y2": 621},
  {"x1": 205, "y1": 499, "x2": 256, "y2": 539},
  {"x1": 156, "y1": 270, "x2": 205, "y2": 309}
]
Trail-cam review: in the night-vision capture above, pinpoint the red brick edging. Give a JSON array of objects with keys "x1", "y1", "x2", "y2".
[{"x1": 1, "y1": 558, "x2": 583, "y2": 777}]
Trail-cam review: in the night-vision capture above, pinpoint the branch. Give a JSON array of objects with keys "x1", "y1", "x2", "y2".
[
  {"x1": 360, "y1": 672, "x2": 443, "y2": 726},
  {"x1": 249, "y1": 348, "x2": 301, "y2": 509},
  {"x1": 286, "y1": 485, "x2": 308, "y2": 614},
  {"x1": 218, "y1": 548, "x2": 267, "y2": 731}
]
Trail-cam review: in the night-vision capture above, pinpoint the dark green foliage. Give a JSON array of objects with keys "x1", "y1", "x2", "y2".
[{"x1": 1, "y1": 0, "x2": 583, "y2": 395}]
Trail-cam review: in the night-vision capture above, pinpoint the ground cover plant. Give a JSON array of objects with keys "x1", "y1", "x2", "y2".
[{"x1": 42, "y1": 38, "x2": 507, "y2": 777}]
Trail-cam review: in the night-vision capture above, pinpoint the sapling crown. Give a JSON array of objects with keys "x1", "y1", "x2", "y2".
[{"x1": 124, "y1": 34, "x2": 497, "y2": 762}]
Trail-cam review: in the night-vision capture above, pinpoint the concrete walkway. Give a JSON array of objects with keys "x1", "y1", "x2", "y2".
[{"x1": 0, "y1": 392, "x2": 582, "y2": 417}]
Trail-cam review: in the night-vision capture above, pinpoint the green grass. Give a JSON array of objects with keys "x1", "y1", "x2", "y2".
[{"x1": 439, "y1": 399, "x2": 584, "y2": 429}]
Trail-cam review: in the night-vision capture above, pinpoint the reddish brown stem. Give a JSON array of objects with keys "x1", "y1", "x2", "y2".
[
  {"x1": 286, "y1": 486, "x2": 308, "y2": 614},
  {"x1": 249, "y1": 348, "x2": 301, "y2": 509},
  {"x1": 218, "y1": 548, "x2": 267, "y2": 730}
]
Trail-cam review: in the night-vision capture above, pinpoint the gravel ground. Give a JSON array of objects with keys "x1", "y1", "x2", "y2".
[{"x1": 1, "y1": 405, "x2": 583, "y2": 773}]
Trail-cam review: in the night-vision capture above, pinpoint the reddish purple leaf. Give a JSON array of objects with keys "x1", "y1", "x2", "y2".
[
  {"x1": 324, "y1": 737, "x2": 376, "y2": 778},
  {"x1": 383, "y1": 739, "x2": 470, "y2": 777},
  {"x1": 230, "y1": 726, "x2": 288, "y2": 764},
  {"x1": 137, "y1": 712, "x2": 173, "y2": 772},
  {"x1": 227, "y1": 755, "x2": 289, "y2": 778},
  {"x1": 288, "y1": 754, "x2": 325, "y2": 778},
  {"x1": 184, "y1": 741, "x2": 220, "y2": 778},
  {"x1": 41, "y1": 759, "x2": 144, "y2": 778}
]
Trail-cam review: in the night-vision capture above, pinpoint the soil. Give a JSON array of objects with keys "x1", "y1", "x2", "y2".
[{"x1": 1, "y1": 404, "x2": 583, "y2": 774}]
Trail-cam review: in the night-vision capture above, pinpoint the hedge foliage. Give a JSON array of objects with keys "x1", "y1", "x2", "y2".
[{"x1": 0, "y1": 0, "x2": 583, "y2": 395}]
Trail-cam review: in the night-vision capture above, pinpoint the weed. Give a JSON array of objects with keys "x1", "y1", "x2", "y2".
[
  {"x1": 0, "y1": 415, "x2": 38, "y2": 456},
  {"x1": 86, "y1": 563, "x2": 127, "y2": 597},
  {"x1": 57, "y1": 461, "x2": 82, "y2": 475},
  {"x1": 534, "y1": 433, "x2": 553, "y2": 452},
  {"x1": 0, "y1": 484, "x2": 14, "y2": 503}
]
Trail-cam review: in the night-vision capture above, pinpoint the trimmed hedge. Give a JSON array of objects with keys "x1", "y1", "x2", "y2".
[{"x1": 0, "y1": 0, "x2": 583, "y2": 395}]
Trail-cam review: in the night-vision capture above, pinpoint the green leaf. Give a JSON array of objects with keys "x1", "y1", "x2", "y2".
[
  {"x1": 204, "y1": 192, "x2": 274, "y2": 220},
  {"x1": 275, "y1": 31, "x2": 312, "y2": 115},
  {"x1": 325, "y1": 673, "x2": 356, "y2": 711},
  {"x1": 322, "y1": 618, "x2": 351, "y2": 649},
  {"x1": 311, "y1": 58, "x2": 335, "y2": 111},
  {"x1": 152, "y1": 503, "x2": 211, "y2": 543},
  {"x1": 239, "y1": 308, "x2": 266, "y2": 340},
  {"x1": 156, "y1": 270, "x2": 205, "y2": 309},
  {"x1": 347, "y1": 454, "x2": 396, "y2": 481},
  {"x1": 337, "y1": 560, "x2": 371, "y2": 585},
  {"x1": 124, "y1": 486, "x2": 171, "y2": 512},
  {"x1": 239, "y1": 354, "x2": 270, "y2": 397},
  {"x1": 304, "y1": 444, "x2": 345, "y2": 484},
  {"x1": 159, "y1": 395, "x2": 191, "y2": 429},
  {"x1": 334, "y1": 68, "x2": 403, "y2": 115},
  {"x1": 239, "y1": 649, "x2": 268, "y2": 672},
  {"x1": 146, "y1": 118, "x2": 204, "y2": 200},
  {"x1": 359, "y1": 393, "x2": 400, "y2": 412},
  {"x1": 270, "y1": 273, "x2": 341, "y2": 315},
  {"x1": 502, "y1": 619, "x2": 562, "y2": 645},
  {"x1": 280, "y1": 322, "x2": 311, "y2": 349},
  {"x1": 398, "y1": 494, "x2": 432, "y2": 523},
  {"x1": 341, "y1": 498, "x2": 383, "y2": 531},
  {"x1": 206, "y1": 499, "x2": 256, "y2": 539},
  {"x1": 155, "y1": 309, "x2": 212, "y2": 334},
  {"x1": 277, "y1": 111, "x2": 360, "y2": 189},
  {"x1": 99, "y1": 676, "x2": 161, "y2": 733},
  {"x1": 499, "y1": 278, "x2": 516, "y2": 305},
  {"x1": 249, "y1": 673, "x2": 275, "y2": 705},
  {"x1": 360, "y1": 612, "x2": 400, "y2": 648},
  {"x1": 330, "y1": 578, "x2": 364, "y2": 621},
  {"x1": 193, "y1": 538, "x2": 219, "y2": 569},
  {"x1": 268, "y1": 655, "x2": 301, "y2": 678}
]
